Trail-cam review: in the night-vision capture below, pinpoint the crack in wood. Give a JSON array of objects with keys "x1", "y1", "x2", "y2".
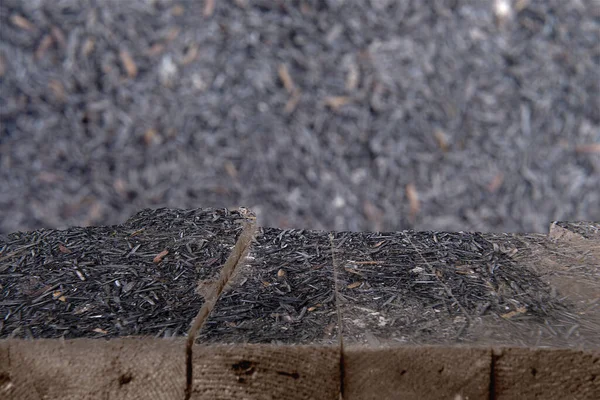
[
  {"x1": 330, "y1": 233, "x2": 345, "y2": 400},
  {"x1": 184, "y1": 217, "x2": 257, "y2": 400}
]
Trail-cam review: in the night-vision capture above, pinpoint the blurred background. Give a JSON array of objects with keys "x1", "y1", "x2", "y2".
[{"x1": 0, "y1": 0, "x2": 598, "y2": 235}]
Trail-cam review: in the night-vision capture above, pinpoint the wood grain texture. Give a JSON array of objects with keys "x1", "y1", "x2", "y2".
[{"x1": 3, "y1": 339, "x2": 185, "y2": 400}]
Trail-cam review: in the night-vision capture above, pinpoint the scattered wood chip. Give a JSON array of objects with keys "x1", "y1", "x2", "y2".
[
  {"x1": 278, "y1": 64, "x2": 296, "y2": 93},
  {"x1": 347, "y1": 281, "x2": 362, "y2": 289},
  {"x1": 344, "y1": 267, "x2": 363, "y2": 276},
  {"x1": 284, "y1": 89, "x2": 301, "y2": 114},
  {"x1": 575, "y1": 144, "x2": 600, "y2": 154},
  {"x1": 82, "y1": 38, "x2": 95, "y2": 57},
  {"x1": 35, "y1": 34, "x2": 54, "y2": 60},
  {"x1": 325, "y1": 96, "x2": 352, "y2": 111},
  {"x1": 181, "y1": 45, "x2": 199, "y2": 65},
  {"x1": 72, "y1": 305, "x2": 91, "y2": 315},
  {"x1": 146, "y1": 43, "x2": 165, "y2": 57},
  {"x1": 195, "y1": 280, "x2": 215, "y2": 299},
  {"x1": 515, "y1": 0, "x2": 530, "y2": 11},
  {"x1": 487, "y1": 172, "x2": 504, "y2": 193},
  {"x1": 75, "y1": 270, "x2": 86, "y2": 281},
  {"x1": 49, "y1": 290, "x2": 67, "y2": 302},
  {"x1": 363, "y1": 200, "x2": 383, "y2": 231},
  {"x1": 307, "y1": 306, "x2": 317, "y2": 312},
  {"x1": 501, "y1": 306, "x2": 527, "y2": 319},
  {"x1": 144, "y1": 128, "x2": 160, "y2": 146},
  {"x1": 58, "y1": 244, "x2": 72, "y2": 254},
  {"x1": 345, "y1": 62, "x2": 359, "y2": 91},
  {"x1": 93, "y1": 328, "x2": 108, "y2": 334},
  {"x1": 119, "y1": 49, "x2": 138, "y2": 78},
  {"x1": 166, "y1": 27, "x2": 180, "y2": 41},
  {"x1": 406, "y1": 183, "x2": 420, "y2": 220},
  {"x1": 278, "y1": 64, "x2": 301, "y2": 113},
  {"x1": 277, "y1": 269, "x2": 286, "y2": 278},
  {"x1": 153, "y1": 249, "x2": 169, "y2": 264},
  {"x1": 171, "y1": 4, "x2": 185, "y2": 16},
  {"x1": 51, "y1": 26, "x2": 66, "y2": 48},
  {"x1": 454, "y1": 265, "x2": 474, "y2": 275},
  {"x1": 224, "y1": 161, "x2": 238, "y2": 179},
  {"x1": 129, "y1": 228, "x2": 145, "y2": 237},
  {"x1": 48, "y1": 79, "x2": 66, "y2": 103},
  {"x1": 85, "y1": 202, "x2": 103, "y2": 226},
  {"x1": 434, "y1": 129, "x2": 450, "y2": 152},
  {"x1": 348, "y1": 260, "x2": 381, "y2": 265},
  {"x1": 38, "y1": 171, "x2": 62, "y2": 184},
  {"x1": 262, "y1": 280, "x2": 271, "y2": 287},
  {"x1": 0, "y1": 54, "x2": 5, "y2": 77},
  {"x1": 203, "y1": 0, "x2": 215, "y2": 17},
  {"x1": 113, "y1": 178, "x2": 127, "y2": 197},
  {"x1": 11, "y1": 15, "x2": 35, "y2": 31}
]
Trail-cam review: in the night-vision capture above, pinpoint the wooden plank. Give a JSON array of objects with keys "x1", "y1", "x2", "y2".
[
  {"x1": 3, "y1": 338, "x2": 185, "y2": 400},
  {"x1": 493, "y1": 347, "x2": 600, "y2": 399},
  {"x1": 0, "y1": 341, "x2": 10, "y2": 397},
  {"x1": 343, "y1": 346, "x2": 490, "y2": 400},
  {"x1": 190, "y1": 344, "x2": 339, "y2": 400}
]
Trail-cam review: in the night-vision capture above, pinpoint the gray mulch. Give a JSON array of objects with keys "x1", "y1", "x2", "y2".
[
  {"x1": 3, "y1": 210, "x2": 596, "y2": 347},
  {"x1": 1, "y1": 0, "x2": 598, "y2": 234},
  {"x1": 0, "y1": 207, "x2": 246, "y2": 338}
]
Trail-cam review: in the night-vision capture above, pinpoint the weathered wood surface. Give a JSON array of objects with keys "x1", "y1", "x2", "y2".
[
  {"x1": 0, "y1": 208, "x2": 598, "y2": 399},
  {"x1": 2, "y1": 338, "x2": 186, "y2": 400}
]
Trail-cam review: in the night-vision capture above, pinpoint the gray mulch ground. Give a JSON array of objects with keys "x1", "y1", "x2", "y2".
[
  {"x1": 3, "y1": 210, "x2": 597, "y2": 347},
  {"x1": 0, "y1": 0, "x2": 598, "y2": 235},
  {"x1": 0, "y1": 207, "x2": 246, "y2": 338}
]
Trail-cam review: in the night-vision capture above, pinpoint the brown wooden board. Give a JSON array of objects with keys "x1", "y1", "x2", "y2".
[
  {"x1": 3, "y1": 338, "x2": 186, "y2": 400},
  {"x1": 343, "y1": 346, "x2": 491, "y2": 400},
  {"x1": 493, "y1": 347, "x2": 600, "y2": 400},
  {"x1": 190, "y1": 344, "x2": 339, "y2": 400}
]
